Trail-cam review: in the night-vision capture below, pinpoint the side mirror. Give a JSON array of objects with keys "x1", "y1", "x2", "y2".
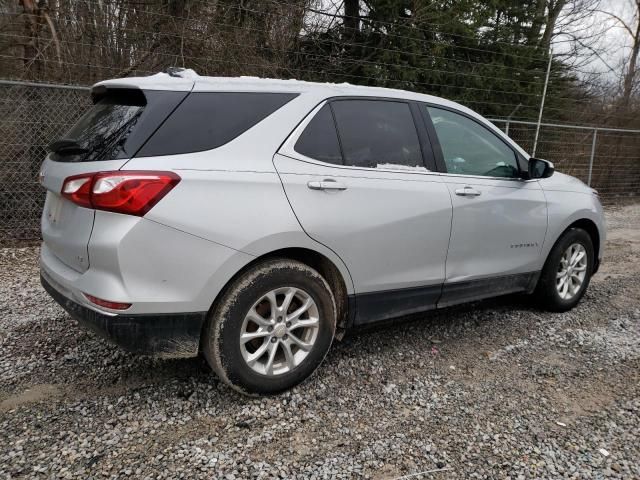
[{"x1": 528, "y1": 157, "x2": 554, "y2": 179}]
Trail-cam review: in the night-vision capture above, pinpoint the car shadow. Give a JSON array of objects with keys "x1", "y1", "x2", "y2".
[{"x1": 32, "y1": 292, "x2": 540, "y2": 402}]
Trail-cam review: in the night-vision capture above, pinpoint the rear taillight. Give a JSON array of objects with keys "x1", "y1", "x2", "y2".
[
  {"x1": 61, "y1": 171, "x2": 180, "y2": 216},
  {"x1": 61, "y1": 173, "x2": 93, "y2": 208}
]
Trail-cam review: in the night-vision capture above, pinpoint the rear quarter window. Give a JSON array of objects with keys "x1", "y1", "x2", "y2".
[{"x1": 137, "y1": 92, "x2": 298, "y2": 157}]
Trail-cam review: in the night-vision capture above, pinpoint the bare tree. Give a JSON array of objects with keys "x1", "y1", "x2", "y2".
[
  {"x1": 587, "y1": 0, "x2": 639, "y2": 105},
  {"x1": 619, "y1": 1, "x2": 640, "y2": 104},
  {"x1": 18, "y1": 0, "x2": 60, "y2": 78}
]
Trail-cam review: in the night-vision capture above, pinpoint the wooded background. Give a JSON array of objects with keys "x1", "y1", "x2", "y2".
[
  {"x1": 1, "y1": 0, "x2": 639, "y2": 127},
  {"x1": 0, "y1": 1, "x2": 639, "y2": 244}
]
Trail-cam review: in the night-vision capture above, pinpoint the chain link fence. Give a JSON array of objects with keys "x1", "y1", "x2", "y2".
[
  {"x1": 1, "y1": 79, "x2": 639, "y2": 245},
  {"x1": 491, "y1": 119, "x2": 640, "y2": 196},
  {"x1": 0, "y1": 81, "x2": 89, "y2": 244}
]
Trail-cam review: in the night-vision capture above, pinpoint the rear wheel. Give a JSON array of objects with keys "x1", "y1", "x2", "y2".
[
  {"x1": 534, "y1": 228, "x2": 594, "y2": 312},
  {"x1": 202, "y1": 259, "x2": 336, "y2": 395}
]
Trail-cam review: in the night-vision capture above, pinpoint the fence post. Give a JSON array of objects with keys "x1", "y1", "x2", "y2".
[
  {"x1": 587, "y1": 128, "x2": 597, "y2": 187},
  {"x1": 533, "y1": 51, "x2": 553, "y2": 157},
  {"x1": 504, "y1": 103, "x2": 522, "y2": 138}
]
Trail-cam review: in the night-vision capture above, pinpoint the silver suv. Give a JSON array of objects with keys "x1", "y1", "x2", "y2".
[{"x1": 40, "y1": 70, "x2": 605, "y2": 395}]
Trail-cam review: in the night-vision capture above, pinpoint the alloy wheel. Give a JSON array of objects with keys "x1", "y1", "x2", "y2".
[
  {"x1": 239, "y1": 287, "x2": 320, "y2": 376},
  {"x1": 556, "y1": 243, "x2": 588, "y2": 300}
]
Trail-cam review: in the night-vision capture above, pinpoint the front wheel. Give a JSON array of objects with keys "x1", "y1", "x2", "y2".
[
  {"x1": 202, "y1": 259, "x2": 336, "y2": 395},
  {"x1": 534, "y1": 228, "x2": 594, "y2": 312}
]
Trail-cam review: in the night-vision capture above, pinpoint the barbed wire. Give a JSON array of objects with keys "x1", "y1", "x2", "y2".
[
  {"x1": 0, "y1": 16, "x2": 554, "y2": 78},
  {"x1": 176, "y1": 0, "x2": 556, "y2": 54},
  {"x1": 3, "y1": 7, "x2": 634, "y2": 124},
  {"x1": 61, "y1": 0, "x2": 551, "y2": 59},
  {"x1": 0, "y1": 31, "x2": 550, "y2": 87}
]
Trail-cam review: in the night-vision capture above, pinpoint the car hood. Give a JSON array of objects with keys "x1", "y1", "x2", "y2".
[{"x1": 538, "y1": 171, "x2": 594, "y2": 194}]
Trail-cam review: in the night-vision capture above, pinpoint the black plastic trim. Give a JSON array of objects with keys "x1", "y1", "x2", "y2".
[
  {"x1": 417, "y1": 103, "x2": 447, "y2": 172},
  {"x1": 438, "y1": 272, "x2": 538, "y2": 308},
  {"x1": 349, "y1": 272, "x2": 539, "y2": 326},
  {"x1": 352, "y1": 284, "x2": 442, "y2": 326},
  {"x1": 41, "y1": 274, "x2": 206, "y2": 357},
  {"x1": 346, "y1": 295, "x2": 358, "y2": 329},
  {"x1": 409, "y1": 101, "x2": 437, "y2": 171}
]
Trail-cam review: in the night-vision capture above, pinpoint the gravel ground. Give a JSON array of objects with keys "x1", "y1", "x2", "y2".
[{"x1": 1, "y1": 203, "x2": 639, "y2": 479}]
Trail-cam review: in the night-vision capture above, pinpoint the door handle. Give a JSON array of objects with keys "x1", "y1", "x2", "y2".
[
  {"x1": 307, "y1": 179, "x2": 348, "y2": 191},
  {"x1": 455, "y1": 186, "x2": 481, "y2": 197}
]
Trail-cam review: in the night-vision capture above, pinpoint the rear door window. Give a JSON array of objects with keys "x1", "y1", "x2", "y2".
[
  {"x1": 330, "y1": 100, "x2": 425, "y2": 170},
  {"x1": 138, "y1": 92, "x2": 298, "y2": 157}
]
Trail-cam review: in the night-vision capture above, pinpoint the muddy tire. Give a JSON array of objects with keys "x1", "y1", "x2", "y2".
[
  {"x1": 534, "y1": 228, "x2": 594, "y2": 312},
  {"x1": 202, "y1": 259, "x2": 336, "y2": 395}
]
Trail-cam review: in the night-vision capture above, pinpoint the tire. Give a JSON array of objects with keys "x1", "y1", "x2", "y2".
[
  {"x1": 534, "y1": 228, "x2": 594, "y2": 312},
  {"x1": 202, "y1": 259, "x2": 336, "y2": 395}
]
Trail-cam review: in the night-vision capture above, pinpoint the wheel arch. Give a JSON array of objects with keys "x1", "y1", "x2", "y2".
[
  {"x1": 206, "y1": 247, "x2": 352, "y2": 338},
  {"x1": 544, "y1": 218, "x2": 602, "y2": 275},
  {"x1": 567, "y1": 218, "x2": 600, "y2": 263}
]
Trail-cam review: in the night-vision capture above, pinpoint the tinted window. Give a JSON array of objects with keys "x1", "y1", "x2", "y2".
[
  {"x1": 331, "y1": 100, "x2": 424, "y2": 170},
  {"x1": 294, "y1": 104, "x2": 342, "y2": 164},
  {"x1": 427, "y1": 107, "x2": 519, "y2": 178},
  {"x1": 51, "y1": 89, "x2": 146, "y2": 162},
  {"x1": 138, "y1": 92, "x2": 298, "y2": 157}
]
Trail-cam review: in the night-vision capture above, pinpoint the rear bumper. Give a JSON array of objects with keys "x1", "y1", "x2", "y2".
[{"x1": 41, "y1": 273, "x2": 206, "y2": 357}]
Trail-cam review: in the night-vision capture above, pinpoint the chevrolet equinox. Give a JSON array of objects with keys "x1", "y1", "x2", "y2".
[{"x1": 40, "y1": 70, "x2": 605, "y2": 394}]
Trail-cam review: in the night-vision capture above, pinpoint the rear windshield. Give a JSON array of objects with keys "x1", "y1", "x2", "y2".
[{"x1": 51, "y1": 89, "x2": 146, "y2": 162}]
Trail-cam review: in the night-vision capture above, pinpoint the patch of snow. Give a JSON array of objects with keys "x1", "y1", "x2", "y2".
[
  {"x1": 170, "y1": 68, "x2": 199, "y2": 79},
  {"x1": 376, "y1": 163, "x2": 429, "y2": 172}
]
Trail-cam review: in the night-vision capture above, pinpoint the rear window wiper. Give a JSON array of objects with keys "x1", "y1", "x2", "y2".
[{"x1": 48, "y1": 138, "x2": 89, "y2": 155}]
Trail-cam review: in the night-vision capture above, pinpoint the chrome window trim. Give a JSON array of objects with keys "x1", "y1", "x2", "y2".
[{"x1": 436, "y1": 172, "x2": 538, "y2": 183}]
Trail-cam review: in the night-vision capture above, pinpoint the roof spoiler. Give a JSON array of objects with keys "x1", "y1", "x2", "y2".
[{"x1": 91, "y1": 69, "x2": 198, "y2": 100}]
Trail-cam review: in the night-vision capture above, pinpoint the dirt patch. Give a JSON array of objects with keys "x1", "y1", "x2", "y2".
[{"x1": 0, "y1": 384, "x2": 62, "y2": 412}]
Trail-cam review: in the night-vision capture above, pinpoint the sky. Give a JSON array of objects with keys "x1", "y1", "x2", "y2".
[{"x1": 554, "y1": 0, "x2": 637, "y2": 83}]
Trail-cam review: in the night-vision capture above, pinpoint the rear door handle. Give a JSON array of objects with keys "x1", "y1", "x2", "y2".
[
  {"x1": 307, "y1": 179, "x2": 348, "y2": 191},
  {"x1": 455, "y1": 186, "x2": 481, "y2": 197}
]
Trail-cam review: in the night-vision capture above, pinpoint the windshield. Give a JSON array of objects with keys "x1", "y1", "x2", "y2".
[{"x1": 51, "y1": 89, "x2": 146, "y2": 162}]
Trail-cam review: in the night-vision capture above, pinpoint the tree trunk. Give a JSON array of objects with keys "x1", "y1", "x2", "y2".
[
  {"x1": 344, "y1": 0, "x2": 359, "y2": 40},
  {"x1": 540, "y1": 0, "x2": 567, "y2": 51},
  {"x1": 20, "y1": 0, "x2": 41, "y2": 79},
  {"x1": 622, "y1": 1, "x2": 640, "y2": 105},
  {"x1": 527, "y1": 0, "x2": 547, "y2": 45}
]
